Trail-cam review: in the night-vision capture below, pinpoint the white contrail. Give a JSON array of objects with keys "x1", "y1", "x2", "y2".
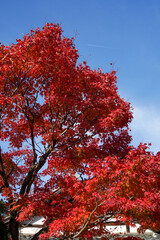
[{"x1": 87, "y1": 44, "x2": 119, "y2": 49}]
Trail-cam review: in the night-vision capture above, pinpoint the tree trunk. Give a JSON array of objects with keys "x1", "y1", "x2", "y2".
[
  {"x1": 126, "y1": 224, "x2": 130, "y2": 233},
  {"x1": 9, "y1": 216, "x2": 19, "y2": 240}
]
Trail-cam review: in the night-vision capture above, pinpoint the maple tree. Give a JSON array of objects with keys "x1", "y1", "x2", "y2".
[
  {"x1": 0, "y1": 200, "x2": 8, "y2": 240},
  {"x1": 0, "y1": 23, "x2": 159, "y2": 240}
]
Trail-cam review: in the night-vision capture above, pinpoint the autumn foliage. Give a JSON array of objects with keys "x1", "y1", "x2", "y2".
[{"x1": 0, "y1": 23, "x2": 160, "y2": 240}]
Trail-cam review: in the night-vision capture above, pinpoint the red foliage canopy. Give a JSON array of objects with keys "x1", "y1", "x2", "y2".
[{"x1": 0, "y1": 23, "x2": 159, "y2": 240}]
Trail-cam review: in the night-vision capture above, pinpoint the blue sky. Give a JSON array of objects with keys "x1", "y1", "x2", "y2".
[{"x1": 1, "y1": 0, "x2": 160, "y2": 153}]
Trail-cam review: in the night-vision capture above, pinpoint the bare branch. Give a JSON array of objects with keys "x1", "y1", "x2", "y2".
[
  {"x1": 29, "y1": 225, "x2": 49, "y2": 240},
  {"x1": 73, "y1": 200, "x2": 104, "y2": 239}
]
